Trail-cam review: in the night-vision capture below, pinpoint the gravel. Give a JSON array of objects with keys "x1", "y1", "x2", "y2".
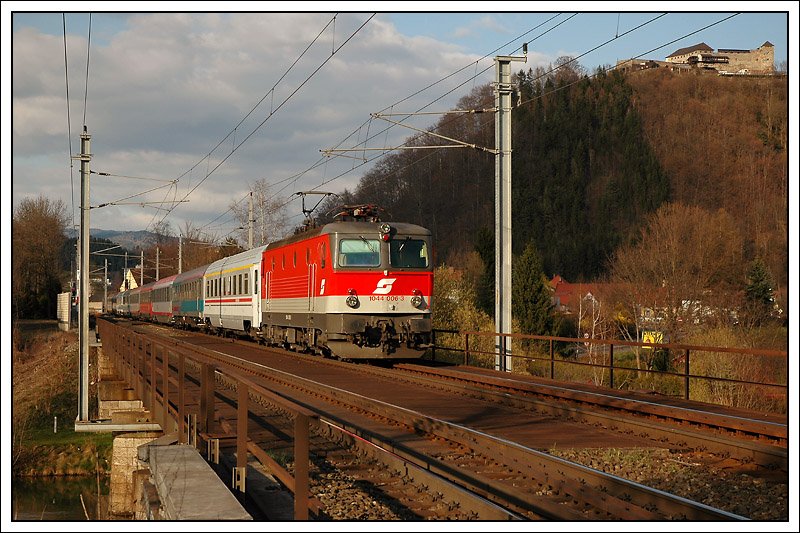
[
  {"x1": 285, "y1": 446, "x2": 787, "y2": 521},
  {"x1": 548, "y1": 447, "x2": 788, "y2": 521}
]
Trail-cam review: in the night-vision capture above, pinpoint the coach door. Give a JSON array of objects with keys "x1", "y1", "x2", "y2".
[{"x1": 251, "y1": 265, "x2": 260, "y2": 328}]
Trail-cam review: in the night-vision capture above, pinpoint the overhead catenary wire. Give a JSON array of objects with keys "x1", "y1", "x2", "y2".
[
  {"x1": 62, "y1": 14, "x2": 76, "y2": 230},
  {"x1": 91, "y1": 170, "x2": 176, "y2": 182},
  {"x1": 299, "y1": 12, "x2": 739, "y2": 205},
  {"x1": 82, "y1": 13, "x2": 91, "y2": 128},
  {"x1": 515, "y1": 12, "x2": 739, "y2": 109},
  {"x1": 259, "y1": 13, "x2": 574, "y2": 211},
  {"x1": 193, "y1": 11, "x2": 707, "y2": 239},
  {"x1": 150, "y1": 13, "x2": 365, "y2": 233},
  {"x1": 169, "y1": 14, "x2": 564, "y2": 240},
  {"x1": 157, "y1": 14, "x2": 561, "y2": 242},
  {"x1": 113, "y1": 12, "x2": 744, "y2": 250},
  {"x1": 272, "y1": 14, "x2": 576, "y2": 203},
  {"x1": 142, "y1": 14, "x2": 341, "y2": 233}
]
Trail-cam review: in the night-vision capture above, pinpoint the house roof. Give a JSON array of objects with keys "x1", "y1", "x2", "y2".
[
  {"x1": 550, "y1": 275, "x2": 602, "y2": 310},
  {"x1": 667, "y1": 42, "x2": 713, "y2": 58}
]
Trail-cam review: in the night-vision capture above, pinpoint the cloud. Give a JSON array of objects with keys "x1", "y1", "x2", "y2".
[
  {"x1": 11, "y1": 13, "x2": 484, "y2": 235},
  {"x1": 451, "y1": 14, "x2": 509, "y2": 40}
]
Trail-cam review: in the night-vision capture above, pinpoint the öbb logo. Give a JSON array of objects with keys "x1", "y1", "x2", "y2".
[{"x1": 372, "y1": 278, "x2": 397, "y2": 295}]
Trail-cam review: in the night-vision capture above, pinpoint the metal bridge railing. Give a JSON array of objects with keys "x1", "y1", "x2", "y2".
[
  {"x1": 97, "y1": 318, "x2": 320, "y2": 520},
  {"x1": 430, "y1": 328, "x2": 788, "y2": 413}
]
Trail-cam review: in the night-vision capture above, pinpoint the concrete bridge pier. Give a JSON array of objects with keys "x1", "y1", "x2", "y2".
[{"x1": 94, "y1": 328, "x2": 251, "y2": 520}]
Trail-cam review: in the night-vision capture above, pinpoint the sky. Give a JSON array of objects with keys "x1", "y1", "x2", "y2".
[{"x1": 5, "y1": 3, "x2": 795, "y2": 241}]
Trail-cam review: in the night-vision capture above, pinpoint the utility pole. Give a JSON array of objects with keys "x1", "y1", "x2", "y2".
[
  {"x1": 248, "y1": 191, "x2": 254, "y2": 249},
  {"x1": 494, "y1": 47, "x2": 526, "y2": 372},
  {"x1": 74, "y1": 239, "x2": 79, "y2": 327},
  {"x1": 77, "y1": 127, "x2": 91, "y2": 423},
  {"x1": 178, "y1": 234, "x2": 182, "y2": 274},
  {"x1": 156, "y1": 247, "x2": 160, "y2": 281},
  {"x1": 260, "y1": 196, "x2": 265, "y2": 246}
]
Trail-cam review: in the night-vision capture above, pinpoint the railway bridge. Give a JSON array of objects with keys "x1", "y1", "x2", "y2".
[{"x1": 80, "y1": 317, "x2": 788, "y2": 521}]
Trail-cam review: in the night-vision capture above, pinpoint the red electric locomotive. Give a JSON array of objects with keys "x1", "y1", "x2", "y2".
[{"x1": 259, "y1": 204, "x2": 433, "y2": 359}]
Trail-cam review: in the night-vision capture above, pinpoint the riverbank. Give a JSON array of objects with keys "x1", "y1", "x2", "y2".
[
  {"x1": 14, "y1": 430, "x2": 113, "y2": 477},
  {"x1": 12, "y1": 319, "x2": 112, "y2": 477}
]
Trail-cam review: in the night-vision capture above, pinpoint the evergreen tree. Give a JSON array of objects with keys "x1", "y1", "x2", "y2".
[
  {"x1": 512, "y1": 242, "x2": 554, "y2": 335},
  {"x1": 744, "y1": 258, "x2": 776, "y2": 324}
]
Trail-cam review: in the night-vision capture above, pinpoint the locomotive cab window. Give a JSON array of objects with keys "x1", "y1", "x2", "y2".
[
  {"x1": 338, "y1": 238, "x2": 380, "y2": 267},
  {"x1": 390, "y1": 238, "x2": 429, "y2": 268}
]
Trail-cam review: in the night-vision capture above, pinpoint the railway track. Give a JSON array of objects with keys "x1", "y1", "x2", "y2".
[
  {"x1": 120, "y1": 320, "x2": 776, "y2": 520},
  {"x1": 388, "y1": 363, "x2": 788, "y2": 469}
]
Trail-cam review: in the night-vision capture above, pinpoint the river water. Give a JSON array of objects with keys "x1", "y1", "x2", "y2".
[{"x1": 12, "y1": 476, "x2": 110, "y2": 521}]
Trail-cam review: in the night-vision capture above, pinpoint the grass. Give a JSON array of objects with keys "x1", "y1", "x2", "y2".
[
  {"x1": 13, "y1": 319, "x2": 113, "y2": 476},
  {"x1": 27, "y1": 426, "x2": 114, "y2": 449}
]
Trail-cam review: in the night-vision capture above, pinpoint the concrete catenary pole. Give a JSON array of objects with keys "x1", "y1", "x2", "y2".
[
  {"x1": 77, "y1": 127, "x2": 91, "y2": 422},
  {"x1": 178, "y1": 234, "x2": 182, "y2": 274},
  {"x1": 494, "y1": 48, "x2": 526, "y2": 372},
  {"x1": 156, "y1": 247, "x2": 160, "y2": 281},
  {"x1": 140, "y1": 250, "x2": 144, "y2": 287}
]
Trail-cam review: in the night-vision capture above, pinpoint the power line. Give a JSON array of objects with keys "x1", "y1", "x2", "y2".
[
  {"x1": 267, "y1": 14, "x2": 576, "y2": 205},
  {"x1": 516, "y1": 13, "x2": 740, "y2": 109},
  {"x1": 82, "y1": 13, "x2": 92, "y2": 128},
  {"x1": 62, "y1": 14, "x2": 76, "y2": 230},
  {"x1": 150, "y1": 13, "x2": 363, "y2": 233},
  {"x1": 91, "y1": 170, "x2": 176, "y2": 182},
  {"x1": 299, "y1": 12, "x2": 738, "y2": 205}
]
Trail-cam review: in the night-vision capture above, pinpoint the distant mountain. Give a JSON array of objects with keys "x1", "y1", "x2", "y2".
[{"x1": 65, "y1": 228, "x2": 177, "y2": 251}]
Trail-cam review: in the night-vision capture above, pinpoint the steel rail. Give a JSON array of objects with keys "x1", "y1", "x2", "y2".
[{"x1": 170, "y1": 336, "x2": 747, "y2": 521}]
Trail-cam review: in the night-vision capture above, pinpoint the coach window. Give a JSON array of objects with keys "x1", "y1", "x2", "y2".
[
  {"x1": 244, "y1": 273, "x2": 249, "y2": 294},
  {"x1": 238, "y1": 274, "x2": 243, "y2": 295}
]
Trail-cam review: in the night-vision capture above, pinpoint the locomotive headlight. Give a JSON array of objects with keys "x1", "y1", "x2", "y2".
[
  {"x1": 411, "y1": 289, "x2": 424, "y2": 308},
  {"x1": 346, "y1": 288, "x2": 359, "y2": 308}
]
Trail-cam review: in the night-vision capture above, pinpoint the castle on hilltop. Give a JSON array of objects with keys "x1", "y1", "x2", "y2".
[{"x1": 617, "y1": 41, "x2": 775, "y2": 75}]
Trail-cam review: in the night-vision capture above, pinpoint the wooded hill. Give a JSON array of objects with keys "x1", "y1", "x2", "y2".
[{"x1": 323, "y1": 65, "x2": 787, "y2": 297}]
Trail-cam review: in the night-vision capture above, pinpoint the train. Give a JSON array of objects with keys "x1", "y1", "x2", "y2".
[{"x1": 111, "y1": 204, "x2": 433, "y2": 360}]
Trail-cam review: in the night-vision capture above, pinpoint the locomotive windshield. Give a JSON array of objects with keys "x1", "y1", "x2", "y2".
[
  {"x1": 338, "y1": 238, "x2": 381, "y2": 267},
  {"x1": 390, "y1": 238, "x2": 429, "y2": 268}
]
